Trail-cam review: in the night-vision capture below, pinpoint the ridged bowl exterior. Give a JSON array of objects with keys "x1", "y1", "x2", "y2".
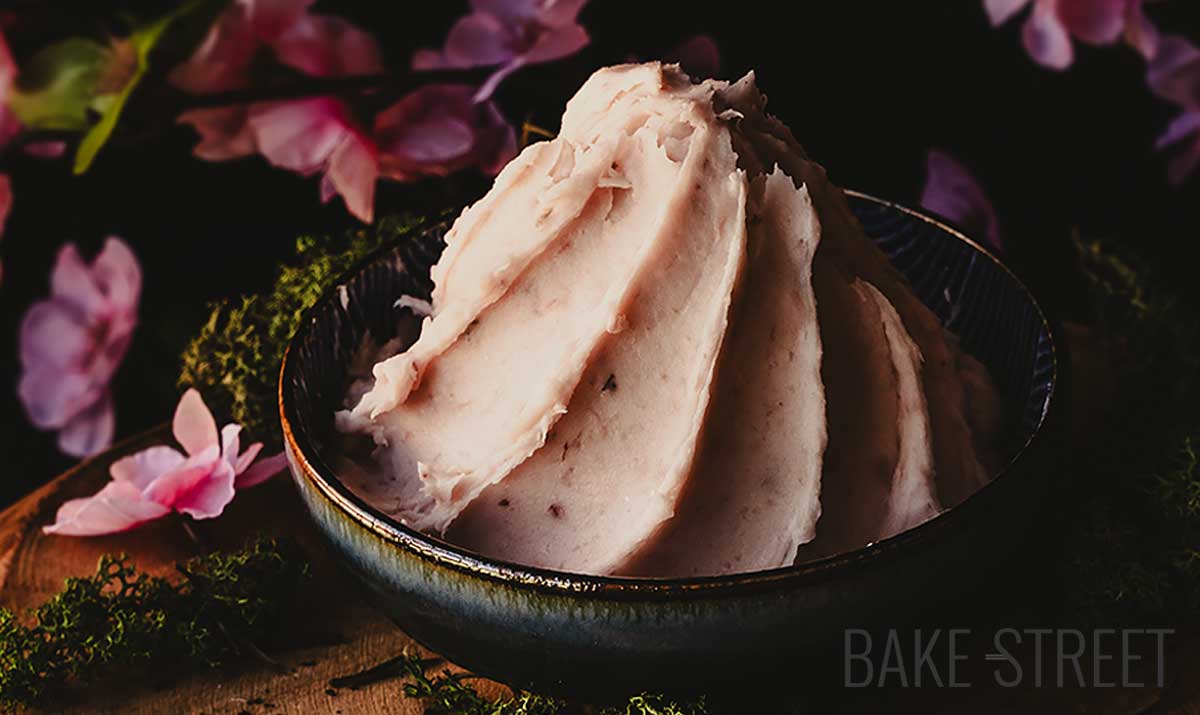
[{"x1": 279, "y1": 193, "x2": 1064, "y2": 697}]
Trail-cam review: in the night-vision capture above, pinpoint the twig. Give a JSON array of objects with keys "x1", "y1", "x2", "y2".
[
  {"x1": 173, "y1": 66, "x2": 495, "y2": 110},
  {"x1": 330, "y1": 654, "x2": 443, "y2": 690},
  {"x1": 178, "y1": 515, "x2": 213, "y2": 554}
]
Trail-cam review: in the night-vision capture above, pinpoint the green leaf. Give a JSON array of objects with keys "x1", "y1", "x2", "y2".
[
  {"x1": 7, "y1": 38, "x2": 111, "y2": 131},
  {"x1": 73, "y1": 9, "x2": 179, "y2": 174}
]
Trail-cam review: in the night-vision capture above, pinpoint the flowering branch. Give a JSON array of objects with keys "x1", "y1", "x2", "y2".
[{"x1": 171, "y1": 66, "x2": 495, "y2": 110}]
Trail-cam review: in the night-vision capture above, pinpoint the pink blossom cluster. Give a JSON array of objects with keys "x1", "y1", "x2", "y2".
[
  {"x1": 1146, "y1": 36, "x2": 1200, "y2": 185},
  {"x1": 985, "y1": 0, "x2": 1158, "y2": 69},
  {"x1": 985, "y1": 0, "x2": 1199, "y2": 183},
  {"x1": 170, "y1": 0, "x2": 597, "y2": 222}
]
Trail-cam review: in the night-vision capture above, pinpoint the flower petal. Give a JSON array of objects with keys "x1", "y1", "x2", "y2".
[
  {"x1": 442, "y1": 12, "x2": 517, "y2": 68},
  {"x1": 141, "y1": 445, "x2": 221, "y2": 507},
  {"x1": 1058, "y1": 0, "x2": 1126, "y2": 45},
  {"x1": 173, "y1": 388, "x2": 219, "y2": 457},
  {"x1": 324, "y1": 132, "x2": 378, "y2": 223},
  {"x1": 0, "y1": 173, "x2": 11, "y2": 235},
  {"x1": 249, "y1": 98, "x2": 350, "y2": 174},
  {"x1": 1165, "y1": 133, "x2": 1200, "y2": 186},
  {"x1": 1123, "y1": 1, "x2": 1159, "y2": 59},
  {"x1": 23, "y1": 141, "x2": 68, "y2": 158},
  {"x1": 1146, "y1": 35, "x2": 1200, "y2": 106},
  {"x1": 392, "y1": 118, "x2": 475, "y2": 163},
  {"x1": 111, "y1": 444, "x2": 187, "y2": 490},
  {"x1": 920, "y1": 149, "x2": 1003, "y2": 253},
  {"x1": 375, "y1": 85, "x2": 516, "y2": 180},
  {"x1": 174, "y1": 458, "x2": 237, "y2": 519},
  {"x1": 91, "y1": 237, "x2": 142, "y2": 317},
  {"x1": 521, "y1": 22, "x2": 589, "y2": 65},
  {"x1": 234, "y1": 441, "x2": 265, "y2": 475},
  {"x1": 169, "y1": 3, "x2": 258, "y2": 94},
  {"x1": 472, "y1": 0, "x2": 588, "y2": 27},
  {"x1": 473, "y1": 58, "x2": 526, "y2": 103},
  {"x1": 220, "y1": 423, "x2": 243, "y2": 468},
  {"x1": 57, "y1": 391, "x2": 116, "y2": 458},
  {"x1": 236, "y1": 451, "x2": 288, "y2": 489},
  {"x1": 43, "y1": 480, "x2": 170, "y2": 536},
  {"x1": 19, "y1": 301, "x2": 92, "y2": 370},
  {"x1": 246, "y1": 0, "x2": 317, "y2": 41},
  {"x1": 18, "y1": 368, "x2": 102, "y2": 430},
  {"x1": 273, "y1": 13, "x2": 383, "y2": 78},
  {"x1": 49, "y1": 244, "x2": 105, "y2": 322},
  {"x1": 177, "y1": 106, "x2": 258, "y2": 161},
  {"x1": 984, "y1": 0, "x2": 1033, "y2": 26},
  {"x1": 1156, "y1": 111, "x2": 1200, "y2": 149},
  {"x1": 1023, "y1": 2, "x2": 1074, "y2": 70}
]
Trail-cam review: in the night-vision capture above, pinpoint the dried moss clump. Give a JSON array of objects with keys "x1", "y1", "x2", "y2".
[
  {"x1": 0, "y1": 537, "x2": 309, "y2": 710},
  {"x1": 178, "y1": 214, "x2": 447, "y2": 442}
]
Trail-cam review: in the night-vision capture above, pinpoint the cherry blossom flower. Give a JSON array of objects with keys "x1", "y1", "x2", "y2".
[
  {"x1": 170, "y1": 0, "x2": 317, "y2": 160},
  {"x1": 172, "y1": 4, "x2": 387, "y2": 221},
  {"x1": 247, "y1": 14, "x2": 383, "y2": 221},
  {"x1": 374, "y1": 84, "x2": 517, "y2": 182},
  {"x1": 171, "y1": 0, "x2": 316, "y2": 94},
  {"x1": 1147, "y1": 35, "x2": 1200, "y2": 184},
  {"x1": 251, "y1": 84, "x2": 517, "y2": 223},
  {"x1": 18, "y1": 238, "x2": 141, "y2": 457},
  {"x1": 43, "y1": 389, "x2": 288, "y2": 536},
  {"x1": 413, "y1": 0, "x2": 591, "y2": 101},
  {"x1": 985, "y1": 0, "x2": 1159, "y2": 70},
  {"x1": 920, "y1": 150, "x2": 1003, "y2": 253}
]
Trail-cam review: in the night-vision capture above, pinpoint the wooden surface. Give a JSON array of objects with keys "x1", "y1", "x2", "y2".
[
  {"x1": 1, "y1": 425, "x2": 1198, "y2": 714},
  {"x1": 0, "y1": 426, "x2": 510, "y2": 715}
]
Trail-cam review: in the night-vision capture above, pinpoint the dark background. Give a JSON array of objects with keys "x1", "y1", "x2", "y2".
[{"x1": 1, "y1": 0, "x2": 1198, "y2": 506}]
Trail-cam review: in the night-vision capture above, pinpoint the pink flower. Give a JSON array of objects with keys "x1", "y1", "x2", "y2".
[
  {"x1": 1147, "y1": 35, "x2": 1200, "y2": 184},
  {"x1": 0, "y1": 174, "x2": 10, "y2": 284},
  {"x1": 170, "y1": 0, "x2": 316, "y2": 95},
  {"x1": 920, "y1": 150, "x2": 1003, "y2": 253},
  {"x1": 413, "y1": 0, "x2": 591, "y2": 101},
  {"x1": 249, "y1": 97, "x2": 378, "y2": 221},
  {"x1": 985, "y1": 0, "x2": 1158, "y2": 69},
  {"x1": 251, "y1": 84, "x2": 518, "y2": 223},
  {"x1": 172, "y1": 4, "x2": 385, "y2": 221},
  {"x1": 0, "y1": 28, "x2": 20, "y2": 147},
  {"x1": 43, "y1": 389, "x2": 288, "y2": 536},
  {"x1": 374, "y1": 84, "x2": 518, "y2": 182},
  {"x1": 18, "y1": 238, "x2": 141, "y2": 457}
]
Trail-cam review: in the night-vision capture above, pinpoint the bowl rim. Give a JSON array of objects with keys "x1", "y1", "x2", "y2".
[{"x1": 278, "y1": 190, "x2": 1062, "y2": 599}]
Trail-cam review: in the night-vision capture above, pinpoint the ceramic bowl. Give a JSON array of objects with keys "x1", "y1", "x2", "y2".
[{"x1": 279, "y1": 192, "x2": 1064, "y2": 697}]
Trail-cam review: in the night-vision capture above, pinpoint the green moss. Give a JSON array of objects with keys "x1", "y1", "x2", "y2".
[
  {"x1": 178, "y1": 214, "x2": 448, "y2": 442},
  {"x1": 1060, "y1": 239, "x2": 1200, "y2": 624},
  {"x1": 0, "y1": 537, "x2": 308, "y2": 709},
  {"x1": 384, "y1": 653, "x2": 708, "y2": 715}
]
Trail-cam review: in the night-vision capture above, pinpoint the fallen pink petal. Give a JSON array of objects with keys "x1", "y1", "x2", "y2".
[{"x1": 43, "y1": 389, "x2": 287, "y2": 536}]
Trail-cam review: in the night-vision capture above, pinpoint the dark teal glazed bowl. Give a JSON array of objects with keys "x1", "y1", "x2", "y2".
[{"x1": 279, "y1": 192, "x2": 1064, "y2": 698}]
